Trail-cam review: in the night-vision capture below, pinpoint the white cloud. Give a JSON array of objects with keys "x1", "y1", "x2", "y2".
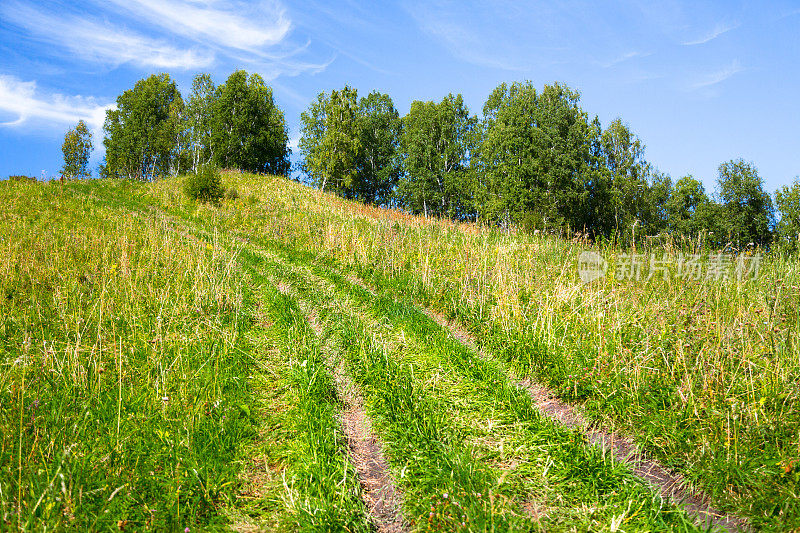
[
  {"x1": 0, "y1": 75, "x2": 114, "y2": 131},
  {"x1": 689, "y1": 60, "x2": 744, "y2": 90},
  {"x1": 410, "y1": 11, "x2": 526, "y2": 71},
  {"x1": 67, "y1": 23, "x2": 214, "y2": 69},
  {"x1": 1, "y1": 3, "x2": 213, "y2": 69},
  {"x1": 683, "y1": 22, "x2": 739, "y2": 46},
  {"x1": 597, "y1": 51, "x2": 651, "y2": 69},
  {"x1": 105, "y1": 0, "x2": 292, "y2": 54},
  {"x1": 404, "y1": 1, "x2": 574, "y2": 73},
  {"x1": 2, "y1": 1, "x2": 329, "y2": 78}
]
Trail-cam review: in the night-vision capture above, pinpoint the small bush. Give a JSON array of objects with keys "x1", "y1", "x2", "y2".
[
  {"x1": 184, "y1": 165, "x2": 223, "y2": 204},
  {"x1": 225, "y1": 187, "x2": 240, "y2": 200},
  {"x1": 9, "y1": 175, "x2": 36, "y2": 182}
]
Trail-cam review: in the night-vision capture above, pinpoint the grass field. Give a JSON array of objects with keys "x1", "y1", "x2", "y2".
[{"x1": 1, "y1": 172, "x2": 798, "y2": 531}]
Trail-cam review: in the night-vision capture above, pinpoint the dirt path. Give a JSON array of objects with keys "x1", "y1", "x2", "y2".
[
  {"x1": 337, "y1": 371, "x2": 406, "y2": 533},
  {"x1": 142, "y1": 209, "x2": 743, "y2": 531},
  {"x1": 278, "y1": 284, "x2": 407, "y2": 533},
  {"x1": 419, "y1": 307, "x2": 746, "y2": 533}
]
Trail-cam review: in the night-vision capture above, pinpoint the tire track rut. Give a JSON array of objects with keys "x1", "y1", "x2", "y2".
[
  {"x1": 276, "y1": 283, "x2": 407, "y2": 533},
  {"x1": 420, "y1": 307, "x2": 747, "y2": 533}
]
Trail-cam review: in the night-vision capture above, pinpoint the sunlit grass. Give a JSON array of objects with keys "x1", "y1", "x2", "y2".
[
  {"x1": 0, "y1": 181, "x2": 252, "y2": 530},
  {"x1": 264, "y1": 247, "x2": 701, "y2": 531},
  {"x1": 0, "y1": 179, "x2": 370, "y2": 531},
  {"x1": 3, "y1": 171, "x2": 798, "y2": 530},
  {"x1": 142, "y1": 171, "x2": 799, "y2": 529}
]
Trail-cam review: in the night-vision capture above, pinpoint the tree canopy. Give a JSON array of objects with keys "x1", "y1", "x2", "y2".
[
  {"x1": 354, "y1": 91, "x2": 401, "y2": 205},
  {"x1": 300, "y1": 87, "x2": 401, "y2": 204},
  {"x1": 397, "y1": 94, "x2": 477, "y2": 219},
  {"x1": 94, "y1": 72, "x2": 791, "y2": 251},
  {"x1": 212, "y1": 70, "x2": 290, "y2": 175},
  {"x1": 102, "y1": 73, "x2": 184, "y2": 181},
  {"x1": 61, "y1": 120, "x2": 93, "y2": 179},
  {"x1": 300, "y1": 86, "x2": 362, "y2": 194},
  {"x1": 476, "y1": 82, "x2": 597, "y2": 230},
  {"x1": 186, "y1": 73, "x2": 216, "y2": 173},
  {"x1": 776, "y1": 179, "x2": 800, "y2": 250},
  {"x1": 717, "y1": 159, "x2": 775, "y2": 247},
  {"x1": 665, "y1": 176, "x2": 711, "y2": 238}
]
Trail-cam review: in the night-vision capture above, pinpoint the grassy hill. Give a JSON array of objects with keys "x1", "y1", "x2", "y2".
[{"x1": 1, "y1": 173, "x2": 797, "y2": 531}]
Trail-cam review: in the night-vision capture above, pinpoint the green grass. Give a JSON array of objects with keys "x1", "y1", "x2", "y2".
[
  {"x1": 2, "y1": 172, "x2": 798, "y2": 531},
  {"x1": 159, "y1": 170, "x2": 794, "y2": 530},
  {"x1": 123, "y1": 188, "x2": 701, "y2": 530},
  {"x1": 0, "y1": 180, "x2": 370, "y2": 531},
  {"x1": 240, "y1": 235, "x2": 702, "y2": 531},
  {"x1": 0, "y1": 181, "x2": 254, "y2": 530},
  {"x1": 237, "y1": 252, "x2": 370, "y2": 531},
  {"x1": 262, "y1": 256, "x2": 533, "y2": 531}
]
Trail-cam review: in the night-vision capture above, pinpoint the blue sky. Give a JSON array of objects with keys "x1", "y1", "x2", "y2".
[{"x1": 0, "y1": 0, "x2": 798, "y2": 194}]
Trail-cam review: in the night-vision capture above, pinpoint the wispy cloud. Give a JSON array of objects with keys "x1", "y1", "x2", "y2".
[
  {"x1": 682, "y1": 22, "x2": 739, "y2": 46},
  {"x1": 1, "y1": 3, "x2": 213, "y2": 69},
  {"x1": 689, "y1": 60, "x2": 744, "y2": 90},
  {"x1": 404, "y1": 1, "x2": 581, "y2": 73},
  {"x1": 597, "y1": 50, "x2": 651, "y2": 68},
  {"x1": 409, "y1": 9, "x2": 526, "y2": 71},
  {"x1": 104, "y1": 0, "x2": 291, "y2": 54},
  {"x1": 0, "y1": 75, "x2": 113, "y2": 131},
  {"x1": 2, "y1": 0, "x2": 330, "y2": 77},
  {"x1": 433, "y1": 26, "x2": 522, "y2": 70}
]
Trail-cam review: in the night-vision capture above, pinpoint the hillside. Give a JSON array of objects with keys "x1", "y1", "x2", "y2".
[{"x1": 1, "y1": 173, "x2": 798, "y2": 531}]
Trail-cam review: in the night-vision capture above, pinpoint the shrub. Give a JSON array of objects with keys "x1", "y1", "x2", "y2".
[
  {"x1": 9, "y1": 175, "x2": 36, "y2": 182},
  {"x1": 184, "y1": 165, "x2": 223, "y2": 204},
  {"x1": 225, "y1": 187, "x2": 240, "y2": 200}
]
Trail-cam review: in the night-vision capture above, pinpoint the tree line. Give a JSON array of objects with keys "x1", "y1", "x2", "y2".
[
  {"x1": 57, "y1": 71, "x2": 800, "y2": 250},
  {"x1": 299, "y1": 81, "x2": 800, "y2": 250},
  {"x1": 96, "y1": 71, "x2": 290, "y2": 181}
]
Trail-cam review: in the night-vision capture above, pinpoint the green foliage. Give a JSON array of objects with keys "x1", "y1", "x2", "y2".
[
  {"x1": 596, "y1": 118, "x2": 655, "y2": 234},
  {"x1": 186, "y1": 73, "x2": 216, "y2": 173},
  {"x1": 398, "y1": 94, "x2": 477, "y2": 219},
  {"x1": 300, "y1": 86, "x2": 362, "y2": 195},
  {"x1": 645, "y1": 171, "x2": 673, "y2": 234},
  {"x1": 251, "y1": 76, "x2": 792, "y2": 245},
  {"x1": 476, "y1": 82, "x2": 597, "y2": 230},
  {"x1": 211, "y1": 70, "x2": 290, "y2": 175},
  {"x1": 353, "y1": 91, "x2": 401, "y2": 205},
  {"x1": 300, "y1": 87, "x2": 401, "y2": 205},
  {"x1": 8, "y1": 175, "x2": 36, "y2": 182},
  {"x1": 184, "y1": 164, "x2": 223, "y2": 203},
  {"x1": 472, "y1": 83, "x2": 668, "y2": 239},
  {"x1": 694, "y1": 201, "x2": 728, "y2": 247},
  {"x1": 102, "y1": 74, "x2": 184, "y2": 181},
  {"x1": 92, "y1": 72, "x2": 788, "y2": 247},
  {"x1": 775, "y1": 178, "x2": 800, "y2": 250},
  {"x1": 665, "y1": 175, "x2": 728, "y2": 246},
  {"x1": 60, "y1": 120, "x2": 93, "y2": 179},
  {"x1": 666, "y1": 176, "x2": 709, "y2": 236},
  {"x1": 717, "y1": 158, "x2": 774, "y2": 247}
]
